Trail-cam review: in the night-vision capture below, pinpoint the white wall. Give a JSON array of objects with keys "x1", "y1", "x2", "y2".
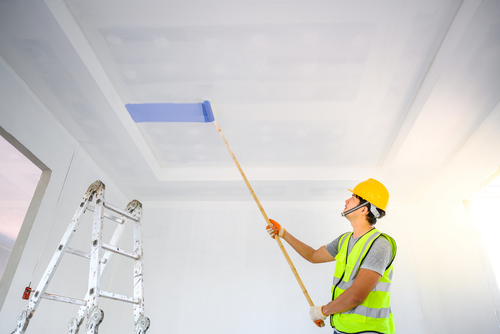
[
  {"x1": 410, "y1": 198, "x2": 500, "y2": 333},
  {"x1": 410, "y1": 102, "x2": 500, "y2": 333},
  {"x1": 126, "y1": 200, "x2": 425, "y2": 334}
]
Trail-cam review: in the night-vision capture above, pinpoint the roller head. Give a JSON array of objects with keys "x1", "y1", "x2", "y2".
[
  {"x1": 202, "y1": 100, "x2": 215, "y2": 123},
  {"x1": 126, "y1": 101, "x2": 215, "y2": 123}
]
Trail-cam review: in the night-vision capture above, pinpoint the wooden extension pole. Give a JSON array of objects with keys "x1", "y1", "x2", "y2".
[{"x1": 214, "y1": 121, "x2": 325, "y2": 327}]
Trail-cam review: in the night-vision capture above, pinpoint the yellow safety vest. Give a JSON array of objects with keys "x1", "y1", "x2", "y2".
[{"x1": 330, "y1": 229, "x2": 397, "y2": 334}]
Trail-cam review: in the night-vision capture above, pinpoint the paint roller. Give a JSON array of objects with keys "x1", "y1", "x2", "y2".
[{"x1": 126, "y1": 100, "x2": 325, "y2": 327}]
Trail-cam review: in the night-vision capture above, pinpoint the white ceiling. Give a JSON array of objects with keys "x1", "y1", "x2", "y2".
[{"x1": 1, "y1": 0, "x2": 499, "y2": 202}]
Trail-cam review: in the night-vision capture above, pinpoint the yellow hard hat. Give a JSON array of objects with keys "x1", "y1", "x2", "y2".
[{"x1": 348, "y1": 178, "x2": 389, "y2": 211}]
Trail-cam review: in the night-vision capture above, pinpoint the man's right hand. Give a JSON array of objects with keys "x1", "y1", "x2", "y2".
[{"x1": 266, "y1": 219, "x2": 285, "y2": 239}]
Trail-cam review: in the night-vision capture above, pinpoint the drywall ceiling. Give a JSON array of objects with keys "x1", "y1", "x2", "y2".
[{"x1": 0, "y1": 0, "x2": 499, "y2": 202}]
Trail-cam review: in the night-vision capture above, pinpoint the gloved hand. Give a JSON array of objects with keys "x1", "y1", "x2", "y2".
[
  {"x1": 266, "y1": 219, "x2": 285, "y2": 239},
  {"x1": 309, "y1": 305, "x2": 327, "y2": 327}
]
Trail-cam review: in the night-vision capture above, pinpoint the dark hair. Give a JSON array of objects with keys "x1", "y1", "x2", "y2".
[{"x1": 355, "y1": 195, "x2": 386, "y2": 225}]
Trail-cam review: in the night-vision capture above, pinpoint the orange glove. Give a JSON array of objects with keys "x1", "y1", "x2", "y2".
[{"x1": 266, "y1": 219, "x2": 285, "y2": 239}]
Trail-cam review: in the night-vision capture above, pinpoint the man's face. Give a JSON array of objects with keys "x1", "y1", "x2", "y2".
[{"x1": 343, "y1": 194, "x2": 360, "y2": 215}]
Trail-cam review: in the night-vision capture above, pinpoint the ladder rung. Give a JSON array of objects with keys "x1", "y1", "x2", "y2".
[
  {"x1": 99, "y1": 290, "x2": 140, "y2": 304},
  {"x1": 104, "y1": 202, "x2": 139, "y2": 222},
  {"x1": 42, "y1": 290, "x2": 140, "y2": 306},
  {"x1": 87, "y1": 205, "x2": 125, "y2": 224},
  {"x1": 42, "y1": 293, "x2": 86, "y2": 306},
  {"x1": 66, "y1": 245, "x2": 138, "y2": 261},
  {"x1": 102, "y1": 243, "x2": 139, "y2": 260},
  {"x1": 66, "y1": 247, "x2": 90, "y2": 259}
]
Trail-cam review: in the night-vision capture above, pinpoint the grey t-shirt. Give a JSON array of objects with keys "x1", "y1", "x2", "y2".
[{"x1": 325, "y1": 232, "x2": 393, "y2": 276}]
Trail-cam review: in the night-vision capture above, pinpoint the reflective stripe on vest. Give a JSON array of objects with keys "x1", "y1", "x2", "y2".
[
  {"x1": 343, "y1": 305, "x2": 391, "y2": 319},
  {"x1": 330, "y1": 229, "x2": 397, "y2": 334}
]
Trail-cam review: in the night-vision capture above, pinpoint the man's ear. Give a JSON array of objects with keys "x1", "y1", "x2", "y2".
[{"x1": 359, "y1": 205, "x2": 369, "y2": 216}]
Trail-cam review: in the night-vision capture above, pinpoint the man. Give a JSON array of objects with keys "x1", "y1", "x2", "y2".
[{"x1": 266, "y1": 178, "x2": 396, "y2": 334}]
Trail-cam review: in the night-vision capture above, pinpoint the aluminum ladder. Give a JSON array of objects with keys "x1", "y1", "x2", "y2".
[{"x1": 12, "y1": 180, "x2": 150, "y2": 334}]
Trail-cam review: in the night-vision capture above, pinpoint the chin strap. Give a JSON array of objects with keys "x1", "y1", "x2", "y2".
[
  {"x1": 341, "y1": 202, "x2": 381, "y2": 218},
  {"x1": 341, "y1": 201, "x2": 369, "y2": 217}
]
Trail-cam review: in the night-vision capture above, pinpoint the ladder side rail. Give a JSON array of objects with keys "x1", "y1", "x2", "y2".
[
  {"x1": 26, "y1": 196, "x2": 92, "y2": 314},
  {"x1": 132, "y1": 204, "x2": 146, "y2": 321},
  {"x1": 84, "y1": 187, "x2": 105, "y2": 319}
]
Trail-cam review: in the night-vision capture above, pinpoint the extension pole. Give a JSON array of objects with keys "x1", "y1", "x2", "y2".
[{"x1": 214, "y1": 121, "x2": 325, "y2": 328}]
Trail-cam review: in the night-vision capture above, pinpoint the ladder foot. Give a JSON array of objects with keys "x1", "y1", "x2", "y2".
[
  {"x1": 11, "y1": 310, "x2": 31, "y2": 334},
  {"x1": 85, "y1": 307, "x2": 104, "y2": 334},
  {"x1": 68, "y1": 317, "x2": 83, "y2": 334},
  {"x1": 134, "y1": 315, "x2": 150, "y2": 334}
]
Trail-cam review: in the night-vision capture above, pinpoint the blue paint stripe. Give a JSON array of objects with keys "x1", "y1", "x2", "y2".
[{"x1": 126, "y1": 101, "x2": 214, "y2": 123}]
